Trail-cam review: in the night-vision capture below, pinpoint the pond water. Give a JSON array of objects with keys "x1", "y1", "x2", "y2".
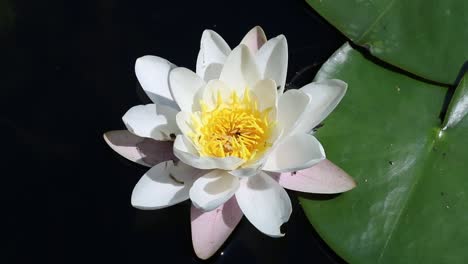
[{"x1": 3, "y1": 0, "x2": 347, "y2": 263}]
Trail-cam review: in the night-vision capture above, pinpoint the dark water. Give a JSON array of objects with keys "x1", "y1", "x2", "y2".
[{"x1": 3, "y1": 0, "x2": 347, "y2": 263}]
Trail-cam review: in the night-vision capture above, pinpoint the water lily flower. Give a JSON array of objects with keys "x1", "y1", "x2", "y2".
[{"x1": 104, "y1": 26, "x2": 356, "y2": 259}]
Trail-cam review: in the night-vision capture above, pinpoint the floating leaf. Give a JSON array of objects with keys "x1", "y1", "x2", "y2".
[
  {"x1": 301, "y1": 43, "x2": 468, "y2": 263},
  {"x1": 306, "y1": 0, "x2": 468, "y2": 84}
]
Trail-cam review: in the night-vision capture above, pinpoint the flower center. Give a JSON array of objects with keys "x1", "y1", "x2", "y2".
[{"x1": 189, "y1": 88, "x2": 274, "y2": 161}]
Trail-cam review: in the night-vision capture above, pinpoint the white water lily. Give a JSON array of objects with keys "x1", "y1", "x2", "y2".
[{"x1": 104, "y1": 26, "x2": 355, "y2": 259}]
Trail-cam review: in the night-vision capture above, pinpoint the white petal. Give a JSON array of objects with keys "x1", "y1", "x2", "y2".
[
  {"x1": 293, "y1": 79, "x2": 347, "y2": 134},
  {"x1": 201, "y1": 79, "x2": 234, "y2": 110},
  {"x1": 240, "y1": 26, "x2": 267, "y2": 54},
  {"x1": 155, "y1": 104, "x2": 181, "y2": 138},
  {"x1": 173, "y1": 135, "x2": 244, "y2": 170},
  {"x1": 103, "y1": 130, "x2": 175, "y2": 167},
  {"x1": 235, "y1": 172, "x2": 292, "y2": 237},
  {"x1": 131, "y1": 161, "x2": 191, "y2": 210},
  {"x1": 122, "y1": 104, "x2": 180, "y2": 141},
  {"x1": 134, "y1": 56, "x2": 178, "y2": 109},
  {"x1": 190, "y1": 170, "x2": 240, "y2": 211},
  {"x1": 176, "y1": 111, "x2": 195, "y2": 137},
  {"x1": 219, "y1": 44, "x2": 260, "y2": 91},
  {"x1": 263, "y1": 133, "x2": 325, "y2": 172},
  {"x1": 201, "y1": 63, "x2": 224, "y2": 82},
  {"x1": 228, "y1": 148, "x2": 275, "y2": 178},
  {"x1": 170, "y1": 161, "x2": 204, "y2": 183},
  {"x1": 169, "y1": 67, "x2": 206, "y2": 112},
  {"x1": 196, "y1": 30, "x2": 231, "y2": 81},
  {"x1": 228, "y1": 153, "x2": 270, "y2": 178},
  {"x1": 255, "y1": 35, "x2": 288, "y2": 94},
  {"x1": 229, "y1": 166, "x2": 262, "y2": 178},
  {"x1": 277, "y1": 89, "x2": 310, "y2": 137},
  {"x1": 251, "y1": 79, "x2": 277, "y2": 111}
]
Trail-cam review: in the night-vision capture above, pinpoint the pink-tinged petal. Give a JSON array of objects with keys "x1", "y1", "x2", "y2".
[
  {"x1": 272, "y1": 159, "x2": 356, "y2": 194},
  {"x1": 103, "y1": 130, "x2": 176, "y2": 167},
  {"x1": 191, "y1": 196, "x2": 243, "y2": 260},
  {"x1": 240, "y1": 26, "x2": 267, "y2": 54}
]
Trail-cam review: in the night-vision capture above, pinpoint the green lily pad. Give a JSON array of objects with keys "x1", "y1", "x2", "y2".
[
  {"x1": 300, "y1": 43, "x2": 468, "y2": 263},
  {"x1": 305, "y1": 0, "x2": 468, "y2": 84}
]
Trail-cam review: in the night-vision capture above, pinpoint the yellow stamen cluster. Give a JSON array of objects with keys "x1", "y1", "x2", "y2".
[{"x1": 189, "y1": 88, "x2": 274, "y2": 161}]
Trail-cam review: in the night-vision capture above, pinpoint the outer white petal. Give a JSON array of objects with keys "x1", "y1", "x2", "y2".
[
  {"x1": 131, "y1": 161, "x2": 193, "y2": 210},
  {"x1": 169, "y1": 160, "x2": 204, "y2": 183},
  {"x1": 255, "y1": 35, "x2": 288, "y2": 94},
  {"x1": 155, "y1": 104, "x2": 181, "y2": 138},
  {"x1": 173, "y1": 135, "x2": 244, "y2": 170},
  {"x1": 263, "y1": 133, "x2": 325, "y2": 172},
  {"x1": 190, "y1": 170, "x2": 240, "y2": 211},
  {"x1": 251, "y1": 79, "x2": 277, "y2": 111},
  {"x1": 122, "y1": 104, "x2": 180, "y2": 141},
  {"x1": 277, "y1": 89, "x2": 310, "y2": 137},
  {"x1": 219, "y1": 44, "x2": 260, "y2": 92},
  {"x1": 240, "y1": 26, "x2": 267, "y2": 54},
  {"x1": 293, "y1": 79, "x2": 347, "y2": 134},
  {"x1": 135, "y1": 55, "x2": 178, "y2": 109},
  {"x1": 103, "y1": 130, "x2": 176, "y2": 167},
  {"x1": 169, "y1": 67, "x2": 206, "y2": 112},
  {"x1": 196, "y1": 30, "x2": 231, "y2": 81},
  {"x1": 235, "y1": 172, "x2": 292, "y2": 237}
]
